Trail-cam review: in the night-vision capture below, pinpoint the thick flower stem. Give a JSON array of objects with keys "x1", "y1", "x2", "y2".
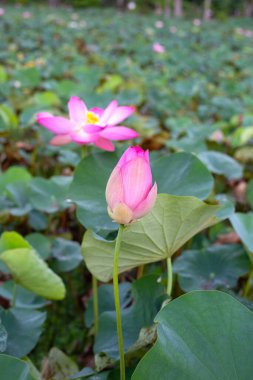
[
  {"x1": 81, "y1": 146, "x2": 87, "y2": 159},
  {"x1": 113, "y1": 224, "x2": 125, "y2": 380},
  {"x1": 167, "y1": 257, "x2": 173, "y2": 297},
  {"x1": 92, "y1": 275, "x2": 99, "y2": 336},
  {"x1": 81, "y1": 144, "x2": 98, "y2": 335}
]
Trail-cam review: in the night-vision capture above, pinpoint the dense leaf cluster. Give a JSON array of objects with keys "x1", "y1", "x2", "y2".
[{"x1": 0, "y1": 5, "x2": 253, "y2": 380}]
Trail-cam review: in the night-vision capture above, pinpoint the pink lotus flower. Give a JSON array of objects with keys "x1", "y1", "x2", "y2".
[
  {"x1": 193, "y1": 18, "x2": 201, "y2": 26},
  {"x1": 152, "y1": 42, "x2": 165, "y2": 54},
  {"x1": 169, "y1": 26, "x2": 177, "y2": 34},
  {"x1": 155, "y1": 20, "x2": 164, "y2": 29},
  {"x1": 106, "y1": 146, "x2": 157, "y2": 225},
  {"x1": 36, "y1": 96, "x2": 138, "y2": 152},
  {"x1": 22, "y1": 11, "x2": 32, "y2": 19}
]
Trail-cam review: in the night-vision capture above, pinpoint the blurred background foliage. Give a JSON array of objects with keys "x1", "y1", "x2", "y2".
[
  {"x1": 1, "y1": 0, "x2": 253, "y2": 377},
  {"x1": 0, "y1": 0, "x2": 253, "y2": 18}
]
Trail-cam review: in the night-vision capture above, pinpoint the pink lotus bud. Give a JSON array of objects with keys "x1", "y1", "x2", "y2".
[{"x1": 106, "y1": 146, "x2": 157, "y2": 225}]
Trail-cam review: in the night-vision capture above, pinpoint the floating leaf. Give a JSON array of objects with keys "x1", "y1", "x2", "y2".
[
  {"x1": 0, "y1": 167, "x2": 31, "y2": 195},
  {"x1": 70, "y1": 368, "x2": 109, "y2": 380},
  {"x1": 69, "y1": 151, "x2": 121, "y2": 234},
  {"x1": 28, "y1": 210, "x2": 48, "y2": 231},
  {"x1": 29, "y1": 176, "x2": 71, "y2": 213},
  {"x1": 0, "y1": 281, "x2": 47, "y2": 309},
  {"x1": 15, "y1": 67, "x2": 40, "y2": 88},
  {"x1": 152, "y1": 152, "x2": 213, "y2": 199},
  {"x1": 6, "y1": 182, "x2": 32, "y2": 216},
  {"x1": 70, "y1": 152, "x2": 214, "y2": 234},
  {"x1": 51, "y1": 238, "x2": 82, "y2": 273},
  {"x1": 33, "y1": 91, "x2": 61, "y2": 107},
  {"x1": 174, "y1": 244, "x2": 250, "y2": 291},
  {"x1": 132, "y1": 291, "x2": 253, "y2": 380},
  {"x1": 69, "y1": 367, "x2": 96, "y2": 379},
  {"x1": 26, "y1": 233, "x2": 51, "y2": 260},
  {"x1": 23, "y1": 357, "x2": 42, "y2": 380},
  {"x1": 0, "y1": 354, "x2": 35, "y2": 380},
  {"x1": 198, "y1": 151, "x2": 243, "y2": 180},
  {"x1": 85, "y1": 282, "x2": 131, "y2": 328},
  {"x1": 94, "y1": 275, "x2": 164, "y2": 359},
  {"x1": 230, "y1": 212, "x2": 253, "y2": 257},
  {"x1": 0, "y1": 307, "x2": 46, "y2": 358},
  {"x1": 215, "y1": 194, "x2": 235, "y2": 220}
]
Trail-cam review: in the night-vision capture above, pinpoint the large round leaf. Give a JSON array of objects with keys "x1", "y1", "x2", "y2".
[
  {"x1": 0, "y1": 307, "x2": 46, "y2": 358},
  {"x1": 0, "y1": 167, "x2": 31, "y2": 195},
  {"x1": 230, "y1": 213, "x2": 253, "y2": 257},
  {"x1": 26, "y1": 233, "x2": 51, "y2": 260},
  {"x1": 5, "y1": 181, "x2": 32, "y2": 217},
  {"x1": 85, "y1": 282, "x2": 131, "y2": 328},
  {"x1": 0, "y1": 281, "x2": 47, "y2": 309},
  {"x1": 69, "y1": 151, "x2": 214, "y2": 234},
  {"x1": 0, "y1": 248, "x2": 66, "y2": 300},
  {"x1": 173, "y1": 244, "x2": 250, "y2": 291},
  {"x1": 82, "y1": 194, "x2": 220, "y2": 282},
  {"x1": 69, "y1": 151, "x2": 121, "y2": 234},
  {"x1": 152, "y1": 152, "x2": 213, "y2": 199},
  {"x1": 50, "y1": 238, "x2": 82, "y2": 273},
  {"x1": 94, "y1": 275, "x2": 164, "y2": 359},
  {"x1": 198, "y1": 151, "x2": 243, "y2": 180},
  {"x1": 132, "y1": 291, "x2": 253, "y2": 380},
  {"x1": 215, "y1": 194, "x2": 235, "y2": 221},
  {"x1": 0, "y1": 354, "x2": 35, "y2": 380},
  {"x1": 29, "y1": 176, "x2": 71, "y2": 213}
]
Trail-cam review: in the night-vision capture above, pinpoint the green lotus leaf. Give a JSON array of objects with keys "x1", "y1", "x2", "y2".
[{"x1": 82, "y1": 194, "x2": 220, "y2": 282}]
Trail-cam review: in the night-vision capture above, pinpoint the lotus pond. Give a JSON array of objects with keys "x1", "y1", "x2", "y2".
[{"x1": 0, "y1": 4, "x2": 253, "y2": 380}]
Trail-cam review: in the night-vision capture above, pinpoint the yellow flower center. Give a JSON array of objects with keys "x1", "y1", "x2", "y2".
[{"x1": 86, "y1": 111, "x2": 99, "y2": 125}]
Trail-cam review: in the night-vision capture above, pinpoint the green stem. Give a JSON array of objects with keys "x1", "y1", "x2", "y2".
[
  {"x1": 82, "y1": 144, "x2": 98, "y2": 334},
  {"x1": 167, "y1": 257, "x2": 173, "y2": 297},
  {"x1": 244, "y1": 268, "x2": 253, "y2": 297},
  {"x1": 81, "y1": 145, "x2": 91, "y2": 159},
  {"x1": 12, "y1": 282, "x2": 17, "y2": 307},
  {"x1": 137, "y1": 264, "x2": 144, "y2": 279},
  {"x1": 81, "y1": 146, "x2": 87, "y2": 159},
  {"x1": 113, "y1": 224, "x2": 125, "y2": 380},
  {"x1": 92, "y1": 275, "x2": 99, "y2": 336}
]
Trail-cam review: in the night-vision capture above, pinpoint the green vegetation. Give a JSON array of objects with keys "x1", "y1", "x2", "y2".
[{"x1": 0, "y1": 4, "x2": 253, "y2": 380}]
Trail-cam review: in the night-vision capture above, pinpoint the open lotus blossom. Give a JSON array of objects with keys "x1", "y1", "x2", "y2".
[
  {"x1": 106, "y1": 146, "x2": 157, "y2": 225},
  {"x1": 36, "y1": 96, "x2": 138, "y2": 151}
]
